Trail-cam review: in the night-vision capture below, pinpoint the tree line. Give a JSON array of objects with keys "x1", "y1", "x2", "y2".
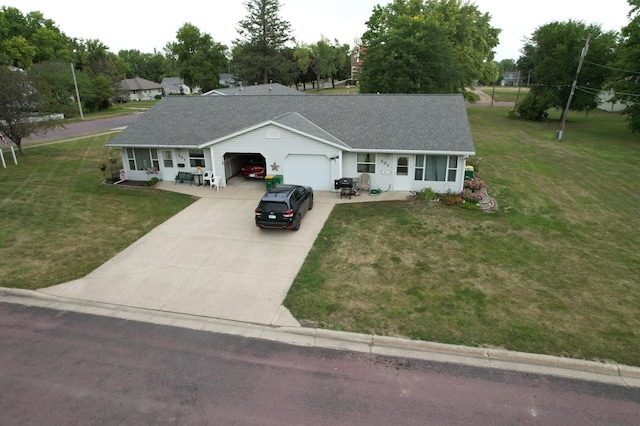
[{"x1": 2, "y1": 0, "x2": 640, "y2": 155}]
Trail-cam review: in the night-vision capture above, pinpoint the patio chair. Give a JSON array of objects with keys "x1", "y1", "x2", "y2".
[
  {"x1": 359, "y1": 173, "x2": 371, "y2": 193},
  {"x1": 205, "y1": 174, "x2": 220, "y2": 191},
  {"x1": 203, "y1": 171, "x2": 213, "y2": 187}
]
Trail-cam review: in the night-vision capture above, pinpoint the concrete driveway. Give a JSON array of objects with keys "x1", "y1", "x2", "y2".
[{"x1": 39, "y1": 178, "x2": 407, "y2": 327}]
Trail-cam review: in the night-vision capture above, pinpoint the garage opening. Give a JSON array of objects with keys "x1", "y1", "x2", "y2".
[{"x1": 224, "y1": 153, "x2": 266, "y2": 181}]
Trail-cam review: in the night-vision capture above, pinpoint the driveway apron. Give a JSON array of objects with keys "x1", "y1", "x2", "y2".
[{"x1": 38, "y1": 179, "x2": 408, "y2": 327}]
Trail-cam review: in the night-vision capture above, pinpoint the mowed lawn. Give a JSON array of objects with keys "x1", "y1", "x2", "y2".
[
  {"x1": 1, "y1": 106, "x2": 639, "y2": 367},
  {"x1": 0, "y1": 135, "x2": 196, "y2": 288},
  {"x1": 285, "y1": 107, "x2": 640, "y2": 367}
]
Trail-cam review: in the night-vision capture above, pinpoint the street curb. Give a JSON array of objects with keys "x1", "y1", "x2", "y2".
[{"x1": 2, "y1": 287, "x2": 639, "y2": 388}]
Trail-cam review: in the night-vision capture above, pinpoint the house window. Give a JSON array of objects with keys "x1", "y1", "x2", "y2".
[
  {"x1": 189, "y1": 149, "x2": 205, "y2": 167},
  {"x1": 163, "y1": 151, "x2": 173, "y2": 167},
  {"x1": 414, "y1": 155, "x2": 458, "y2": 182},
  {"x1": 396, "y1": 156, "x2": 409, "y2": 176},
  {"x1": 126, "y1": 148, "x2": 159, "y2": 171},
  {"x1": 357, "y1": 153, "x2": 376, "y2": 173}
]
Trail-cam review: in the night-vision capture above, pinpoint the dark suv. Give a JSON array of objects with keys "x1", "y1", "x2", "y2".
[{"x1": 255, "y1": 184, "x2": 314, "y2": 231}]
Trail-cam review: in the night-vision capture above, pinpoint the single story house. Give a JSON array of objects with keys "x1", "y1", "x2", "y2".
[
  {"x1": 161, "y1": 77, "x2": 190, "y2": 95},
  {"x1": 106, "y1": 94, "x2": 476, "y2": 193},
  {"x1": 118, "y1": 77, "x2": 163, "y2": 101}
]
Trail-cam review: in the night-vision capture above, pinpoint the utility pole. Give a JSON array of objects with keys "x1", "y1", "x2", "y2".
[
  {"x1": 71, "y1": 63, "x2": 84, "y2": 120},
  {"x1": 557, "y1": 34, "x2": 590, "y2": 141}
]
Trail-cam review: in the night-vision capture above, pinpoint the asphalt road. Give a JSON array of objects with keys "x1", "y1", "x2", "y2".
[
  {"x1": 1, "y1": 302, "x2": 638, "y2": 425},
  {"x1": 23, "y1": 113, "x2": 143, "y2": 143}
]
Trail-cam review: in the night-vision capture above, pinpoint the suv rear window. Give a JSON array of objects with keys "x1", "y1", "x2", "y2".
[{"x1": 258, "y1": 201, "x2": 288, "y2": 212}]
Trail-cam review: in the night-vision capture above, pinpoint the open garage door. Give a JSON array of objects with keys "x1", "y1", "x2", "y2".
[
  {"x1": 224, "y1": 153, "x2": 265, "y2": 179},
  {"x1": 285, "y1": 154, "x2": 332, "y2": 190}
]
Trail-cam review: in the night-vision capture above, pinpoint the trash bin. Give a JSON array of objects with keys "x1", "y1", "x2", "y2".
[
  {"x1": 464, "y1": 165, "x2": 474, "y2": 180},
  {"x1": 273, "y1": 174, "x2": 283, "y2": 185},
  {"x1": 265, "y1": 175, "x2": 274, "y2": 190}
]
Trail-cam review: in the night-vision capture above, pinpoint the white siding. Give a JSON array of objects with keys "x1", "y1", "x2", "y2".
[
  {"x1": 209, "y1": 124, "x2": 342, "y2": 187},
  {"x1": 286, "y1": 155, "x2": 332, "y2": 190}
]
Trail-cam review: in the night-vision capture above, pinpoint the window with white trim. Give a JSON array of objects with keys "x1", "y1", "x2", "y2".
[
  {"x1": 126, "y1": 148, "x2": 160, "y2": 171},
  {"x1": 189, "y1": 150, "x2": 205, "y2": 167},
  {"x1": 357, "y1": 153, "x2": 376, "y2": 173},
  {"x1": 414, "y1": 155, "x2": 458, "y2": 182}
]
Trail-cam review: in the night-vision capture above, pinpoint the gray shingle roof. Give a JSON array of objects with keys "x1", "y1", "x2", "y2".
[
  {"x1": 107, "y1": 94, "x2": 475, "y2": 153},
  {"x1": 201, "y1": 82, "x2": 305, "y2": 96},
  {"x1": 119, "y1": 77, "x2": 163, "y2": 91}
]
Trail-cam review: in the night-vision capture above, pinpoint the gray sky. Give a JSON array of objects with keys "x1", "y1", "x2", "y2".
[{"x1": 4, "y1": 0, "x2": 633, "y2": 61}]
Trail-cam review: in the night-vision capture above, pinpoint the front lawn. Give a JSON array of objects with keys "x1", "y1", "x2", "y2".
[
  {"x1": 0, "y1": 136, "x2": 195, "y2": 288},
  {"x1": 285, "y1": 107, "x2": 640, "y2": 367}
]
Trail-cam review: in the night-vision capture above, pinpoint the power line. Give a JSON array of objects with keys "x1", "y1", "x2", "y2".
[{"x1": 583, "y1": 59, "x2": 640, "y2": 75}]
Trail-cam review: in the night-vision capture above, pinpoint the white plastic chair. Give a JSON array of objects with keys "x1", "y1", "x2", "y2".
[
  {"x1": 209, "y1": 175, "x2": 220, "y2": 191},
  {"x1": 202, "y1": 171, "x2": 214, "y2": 189}
]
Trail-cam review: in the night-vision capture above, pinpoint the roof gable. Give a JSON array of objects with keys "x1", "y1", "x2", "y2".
[
  {"x1": 107, "y1": 94, "x2": 475, "y2": 153},
  {"x1": 120, "y1": 77, "x2": 163, "y2": 91}
]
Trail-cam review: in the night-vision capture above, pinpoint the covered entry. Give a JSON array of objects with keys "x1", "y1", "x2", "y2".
[{"x1": 285, "y1": 154, "x2": 332, "y2": 190}]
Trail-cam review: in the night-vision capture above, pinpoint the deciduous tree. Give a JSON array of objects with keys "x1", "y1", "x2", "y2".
[
  {"x1": 608, "y1": 0, "x2": 640, "y2": 132},
  {"x1": 359, "y1": 0, "x2": 499, "y2": 96},
  {"x1": 166, "y1": 23, "x2": 227, "y2": 93},
  {"x1": 516, "y1": 20, "x2": 617, "y2": 120},
  {"x1": 0, "y1": 66, "x2": 63, "y2": 155}
]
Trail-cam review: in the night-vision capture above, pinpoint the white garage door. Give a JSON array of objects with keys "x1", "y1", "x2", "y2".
[{"x1": 285, "y1": 154, "x2": 332, "y2": 190}]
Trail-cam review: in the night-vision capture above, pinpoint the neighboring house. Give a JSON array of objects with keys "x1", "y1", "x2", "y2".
[
  {"x1": 502, "y1": 70, "x2": 520, "y2": 86},
  {"x1": 106, "y1": 94, "x2": 475, "y2": 193},
  {"x1": 597, "y1": 89, "x2": 627, "y2": 112},
  {"x1": 219, "y1": 73, "x2": 237, "y2": 87},
  {"x1": 201, "y1": 82, "x2": 304, "y2": 96},
  {"x1": 161, "y1": 77, "x2": 190, "y2": 95},
  {"x1": 118, "y1": 77, "x2": 163, "y2": 101}
]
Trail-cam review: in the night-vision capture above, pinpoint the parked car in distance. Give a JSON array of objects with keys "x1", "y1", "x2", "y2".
[
  {"x1": 255, "y1": 184, "x2": 314, "y2": 231},
  {"x1": 241, "y1": 156, "x2": 266, "y2": 178}
]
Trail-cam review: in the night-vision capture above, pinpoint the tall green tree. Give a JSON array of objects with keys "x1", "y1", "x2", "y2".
[
  {"x1": 359, "y1": 0, "x2": 499, "y2": 96},
  {"x1": 30, "y1": 60, "x2": 77, "y2": 116},
  {"x1": 516, "y1": 20, "x2": 617, "y2": 120},
  {"x1": 0, "y1": 66, "x2": 63, "y2": 155},
  {"x1": 0, "y1": 7, "x2": 73, "y2": 67},
  {"x1": 118, "y1": 49, "x2": 167, "y2": 82},
  {"x1": 166, "y1": 23, "x2": 227, "y2": 93},
  {"x1": 294, "y1": 38, "x2": 337, "y2": 91},
  {"x1": 609, "y1": 0, "x2": 640, "y2": 132},
  {"x1": 231, "y1": 0, "x2": 293, "y2": 84}
]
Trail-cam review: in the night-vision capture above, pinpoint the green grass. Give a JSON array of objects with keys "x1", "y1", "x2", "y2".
[
  {"x1": 2, "y1": 105, "x2": 639, "y2": 367},
  {"x1": 479, "y1": 86, "x2": 528, "y2": 103},
  {"x1": 285, "y1": 107, "x2": 640, "y2": 367},
  {"x1": 65, "y1": 99, "x2": 160, "y2": 123},
  {"x1": 0, "y1": 136, "x2": 195, "y2": 289}
]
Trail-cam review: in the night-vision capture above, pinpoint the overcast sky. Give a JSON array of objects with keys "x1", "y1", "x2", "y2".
[{"x1": 4, "y1": 0, "x2": 633, "y2": 61}]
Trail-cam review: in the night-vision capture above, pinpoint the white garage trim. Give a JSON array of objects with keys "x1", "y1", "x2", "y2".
[{"x1": 285, "y1": 154, "x2": 332, "y2": 190}]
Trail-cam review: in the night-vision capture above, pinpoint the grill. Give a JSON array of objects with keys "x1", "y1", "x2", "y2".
[{"x1": 335, "y1": 178, "x2": 355, "y2": 199}]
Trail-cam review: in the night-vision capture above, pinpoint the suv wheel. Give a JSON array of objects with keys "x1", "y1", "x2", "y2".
[{"x1": 292, "y1": 213, "x2": 302, "y2": 231}]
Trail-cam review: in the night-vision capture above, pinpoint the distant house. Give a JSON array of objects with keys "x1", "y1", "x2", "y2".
[
  {"x1": 161, "y1": 77, "x2": 190, "y2": 95},
  {"x1": 219, "y1": 73, "x2": 237, "y2": 87},
  {"x1": 502, "y1": 71, "x2": 520, "y2": 86},
  {"x1": 118, "y1": 77, "x2": 163, "y2": 101},
  {"x1": 106, "y1": 94, "x2": 476, "y2": 193},
  {"x1": 598, "y1": 89, "x2": 628, "y2": 112},
  {"x1": 201, "y1": 82, "x2": 304, "y2": 96}
]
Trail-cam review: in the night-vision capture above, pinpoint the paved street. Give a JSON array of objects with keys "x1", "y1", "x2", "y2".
[{"x1": 1, "y1": 303, "x2": 639, "y2": 425}]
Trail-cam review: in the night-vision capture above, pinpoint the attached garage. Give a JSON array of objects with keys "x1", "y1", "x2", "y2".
[{"x1": 285, "y1": 154, "x2": 332, "y2": 190}]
